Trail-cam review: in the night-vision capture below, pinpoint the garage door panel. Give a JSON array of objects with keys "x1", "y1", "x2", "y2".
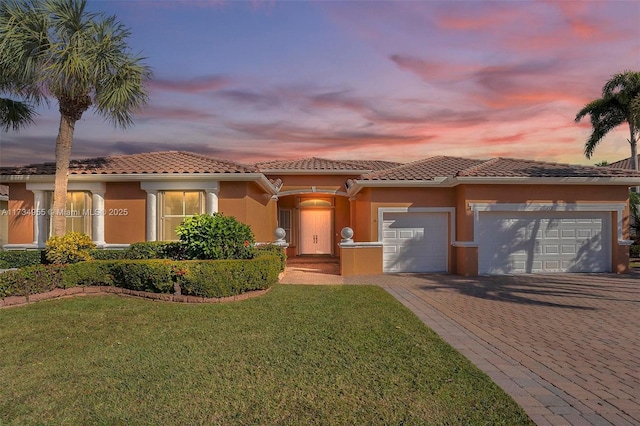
[
  {"x1": 478, "y1": 211, "x2": 610, "y2": 274},
  {"x1": 382, "y1": 212, "x2": 448, "y2": 273}
]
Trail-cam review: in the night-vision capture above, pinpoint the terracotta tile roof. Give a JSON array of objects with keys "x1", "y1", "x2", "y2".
[
  {"x1": 457, "y1": 157, "x2": 640, "y2": 178},
  {"x1": 608, "y1": 155, "x2": 639, "y2": 170},
  {"x1": 0, "y1": 151, "x2": 257, "y2": 175},
  {"x1": 256, "y1": 157, "x2": 400, "y2": 172},
  {"x1": 359, "y1": 156, "x2": 485, "y2": 180},
  {"x1": 357, "y1": 156, "x2": 640, "y2": 181}
]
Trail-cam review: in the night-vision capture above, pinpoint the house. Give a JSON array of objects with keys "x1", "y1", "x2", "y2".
[
  {"x1": 0, "y1": 185, "x2": 8, "y2": 249},
  {"x1": 2, "y1": 151, "x2": 639, "y2": 276}
]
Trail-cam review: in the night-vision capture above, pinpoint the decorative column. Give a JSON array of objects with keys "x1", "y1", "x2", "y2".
[
  {"x1": 205, "y1": 188, "x2": 219, "y2": 215},
  {"x1": 31, "y1": 190, "x2": 46, "y2": 247},
  {"x1": 146, "y1": 190, "x2": 157, "y2": 241},
  {"x1": 91, "y1": 190, "x2": 106, "y2": 247}
]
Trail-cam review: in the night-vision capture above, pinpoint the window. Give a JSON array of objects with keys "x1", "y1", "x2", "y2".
[
  {"x1": 48, "y1": 191, "x2": 92, "y2": 238},
  {"x1": 278, "y1": 208, "x2": 292, "y2": 243},
  {"x1": 159, "y1": 191, "x2": 204, "y2": 240}
]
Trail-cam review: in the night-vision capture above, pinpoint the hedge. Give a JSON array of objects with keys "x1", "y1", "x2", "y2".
[
  {"x1": 0, "y1": 250, "x2": 44, "y2": 269},
  {"x1": 124, "y1": 241, "x2": 186, "y2": 260},
  {"x1": 0, "y1": 254, "x2": 280, "y2": 300}
]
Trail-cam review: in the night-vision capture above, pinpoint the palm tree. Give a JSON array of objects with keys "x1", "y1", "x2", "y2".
[
  {"x1": 0, "y1": 0, "x2": 151, "y2": 236},
  {"x1": 0, "y1": 97, "x2": 36, "y2": 131},
  {"x1": 575, "y1": 70, "x2": 640, "y2": 170}
]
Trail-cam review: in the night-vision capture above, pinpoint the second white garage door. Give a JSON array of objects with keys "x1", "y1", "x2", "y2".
[
  {"x1": 382, "y1": 211, "x2": 448, "y2": 273},
  {"x1": 477, "y1": 211, "x2": 611, "y2": 275}
]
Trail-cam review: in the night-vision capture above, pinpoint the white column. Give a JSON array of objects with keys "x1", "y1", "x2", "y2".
[
  {"x1": 205, "y1": 189, "x2": 219, "y2": 215},
  {"x1": 146, "y1": 190, "x2": 157, "y2": 241},
  {"x1": 31, "y1": 190, "x2": 47, "y2": 247},
  {"x1": 92, "y1": 190, "x2": 106, "y2": 246}
]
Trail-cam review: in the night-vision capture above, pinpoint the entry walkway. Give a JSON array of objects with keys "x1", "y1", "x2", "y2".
[{"x1": 281, "y1": 264, "x2": 640, "y2": 425}]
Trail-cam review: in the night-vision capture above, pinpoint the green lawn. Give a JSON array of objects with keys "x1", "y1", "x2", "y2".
[{"x1": 0, "y1": 285, "x2": 532, "y2": 425}]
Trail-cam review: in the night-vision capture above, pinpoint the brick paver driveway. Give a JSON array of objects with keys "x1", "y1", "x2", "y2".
[{"x1": 374, "y1": 273, "x2": 639, "y2": 426}]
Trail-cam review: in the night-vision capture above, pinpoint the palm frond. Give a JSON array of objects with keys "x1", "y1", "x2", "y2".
[{"x1": 0, "y1": 97, "x2": 37, "y2": 131}]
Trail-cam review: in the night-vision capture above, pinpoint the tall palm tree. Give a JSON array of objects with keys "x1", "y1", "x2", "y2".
[
  {"x1": 0, "y1": 0, "x2": 150, "y2": 236},
  {"x1": 575, "y1": 71, "x2": 640, "y2": 170}
]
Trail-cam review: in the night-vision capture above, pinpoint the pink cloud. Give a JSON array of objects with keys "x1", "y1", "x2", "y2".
[
  {"x1": 148, "y1": 75, "x2": 231, "y2": 94},
  {"x1": 137, "y1": 106, "x2": 215, "y2": 121}
]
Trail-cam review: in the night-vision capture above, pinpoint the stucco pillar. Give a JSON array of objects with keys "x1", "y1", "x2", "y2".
[
  {"x1": 92, "y1": 190, "x2": 106, "y2": 246},
  {"x1": 205, "y1": 188, "x2": 219, "y2": 215},
  {"x1": 146, "y1": 190, "x2": 157, "y2": 241},
  {"x1": 31, "y1": 190, "x2": 47, "y2": 247}
]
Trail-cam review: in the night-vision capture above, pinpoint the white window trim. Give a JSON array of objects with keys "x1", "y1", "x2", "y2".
[
  {"x1": 469, "y1": 202, "x2": 629, "y2": 245},
  {"x1": 158, "y1": 190, "x2": 206, "y2": 241},
  {"x1": 141, "y1": 181, "x2": 219, "y2": 241},
  {"x1": 25, "y1": 182, "x2": 106, "y2": 248}
]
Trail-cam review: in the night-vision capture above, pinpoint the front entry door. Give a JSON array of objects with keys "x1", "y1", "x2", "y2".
[{"x1": 300, "y1": 209, "x2": 332, "y2": 254}]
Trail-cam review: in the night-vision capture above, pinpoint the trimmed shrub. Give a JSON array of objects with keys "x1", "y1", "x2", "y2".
[
  {"x1": 45, "y1": 232, "x2": 96, "y2": 264},
  {"x1": 178, "y1": 254, "x2": 280, "y2": 298},
  {"x1": 110, "y1": 260, "x2": 175, "y2": 293},
  {"x1": 631, "y1": 243, "x2": 640, "y2": 259},
  {"x1": 124, "y1": 241, "x2": 185, "y2": 260},
  {"x1": 63, "y1": 261, "x2": 117, "y2": 287},
  {"x1": 256, "y1": 244, "x2": 287, "y2": 272},
  {"x1": 0, "y1": 264, "x2": 65, "y2": 298},
  {"x1": 1, "y1": 254, "x2": 281, "y2": 300},
  {"x1": 89, "y1": 249, "x2": 127, "y2": 261},
  {"x1": 176, "y1": 213, "x2": 255, "y2": 260},
  {"x1": 0, "y1": 250, "x2": 44, "y2": 269}
]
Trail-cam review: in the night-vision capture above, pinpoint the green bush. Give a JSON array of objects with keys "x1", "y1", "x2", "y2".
[
  {"x1": 124, "y1": 241, "x2": 185, "y2": 260},
  {"x1": 631, "y1": 243, "x2": 640, "y2": 259},
  {"x1": 89, "y1": 249, "x2": 127, "y2": 261},
  {"x1": 1, "y1": 255, "x2": 281, "y2": 300},
  {"x1": 0, "y1": 250, "x2": 44, "y2": 269},
  {"x1": 178, "y1": 254, "x2": 280, "y2": 298},
  {"x1": 256, "y1": 244, "x2": 287, "y2": 272},
  {"x1": 176, "y1": 213, "x2": 255, "y2": 260},
  {"x1": 45, "y1": 232, "x2": 96, "y2": 264},
  {"x1": 110, "y1": 260, "x2": 175, "y2": 293},
  {"x1": 0, "y1": 264, "x2": 65, "y2": 298},
  {"x1": 63, "y1": 261, "x2": 117, "y2": 287}
]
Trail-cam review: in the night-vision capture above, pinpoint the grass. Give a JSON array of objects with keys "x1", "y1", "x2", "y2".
[
  {"x1": 0, "y1": 285, "x2": 533, "y2": 425},
  {"x1": 631, "y1": 261, "x2": 640, "y2": 268}
]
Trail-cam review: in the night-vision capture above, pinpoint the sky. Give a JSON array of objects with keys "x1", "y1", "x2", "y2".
[{"x1": 1, "y1": 0, "x2": 640, "y2": 167}]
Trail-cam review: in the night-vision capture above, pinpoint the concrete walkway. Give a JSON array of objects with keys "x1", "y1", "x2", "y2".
[{"x1": 281, "y1": 264, "x2": 640, "y2": 426}]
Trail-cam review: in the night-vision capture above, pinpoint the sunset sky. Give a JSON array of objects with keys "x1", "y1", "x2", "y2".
[{"x1": 1, "y1": 0, "x2": 639, "y2": 167}]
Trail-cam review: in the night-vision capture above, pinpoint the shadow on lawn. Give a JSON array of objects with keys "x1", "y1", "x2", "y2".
[{"x1": 411, "y1": 273, "x2": 640, "y2": 310}]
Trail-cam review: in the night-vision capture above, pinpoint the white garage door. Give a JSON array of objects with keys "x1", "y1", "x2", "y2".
[
  {"x1": 382, "y1": 212, "x2": 448, "y2": 273},
  {"x1": 477, "y1": 211, "x2": 610, "y2": 275}
]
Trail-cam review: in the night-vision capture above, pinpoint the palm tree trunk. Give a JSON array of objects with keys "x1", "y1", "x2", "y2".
[
  {"x1": 631, "y1": 121, "x2": 638, "y2": 171},
  {"x1": 51, "y1": 114, "x2": 76, "y2": 237}
]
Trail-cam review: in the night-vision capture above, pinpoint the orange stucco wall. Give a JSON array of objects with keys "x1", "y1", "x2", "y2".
[
  {"x1": 219, "y1": 181, "x2": 276, "y2": 242},
  {"x1": 7, "y1": 183, "x2": 33, "y2": 244},
  {"x1": 104, "y1": 182, "x2": 146, "y2": 244},
  {"x1": 340, "y1": 245, "x2": 383, "y2": 276}
]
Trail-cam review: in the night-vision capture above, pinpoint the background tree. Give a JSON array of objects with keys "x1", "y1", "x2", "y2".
[
  {"x1": 0, "y1": 0, "x2": 150, "y2": 236},
  {"x1": 575, "y1": 70, "x2": 640, "y2": 170}
]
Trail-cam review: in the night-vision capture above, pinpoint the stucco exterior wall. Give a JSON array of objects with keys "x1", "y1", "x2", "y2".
[
  {"x1": 104, "y1": 182, "x2": 147, "y2": 244},
  {"x1": 0, "y1": 199, "x2": 8, "y2": 248},
  {"x1": 219, "y1": 181, "x2": 276, "y2": 242},
  {"x1": 340, "y1": 245, "x2": 383, "y2": 276},
  {"x1": 7, "y1": 183, "x2": 33, "y2": 244}
]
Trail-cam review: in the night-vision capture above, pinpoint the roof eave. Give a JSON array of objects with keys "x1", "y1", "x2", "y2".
[
  {"x1": 455, "y1": 176, "x2": 640, "y2": 185},
  {"x1": 0, "y1": 173, "x2": 278, "y2": 194},
  {"x1": 347, "y1": 177, "x2": 451, "y2": 196}
]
